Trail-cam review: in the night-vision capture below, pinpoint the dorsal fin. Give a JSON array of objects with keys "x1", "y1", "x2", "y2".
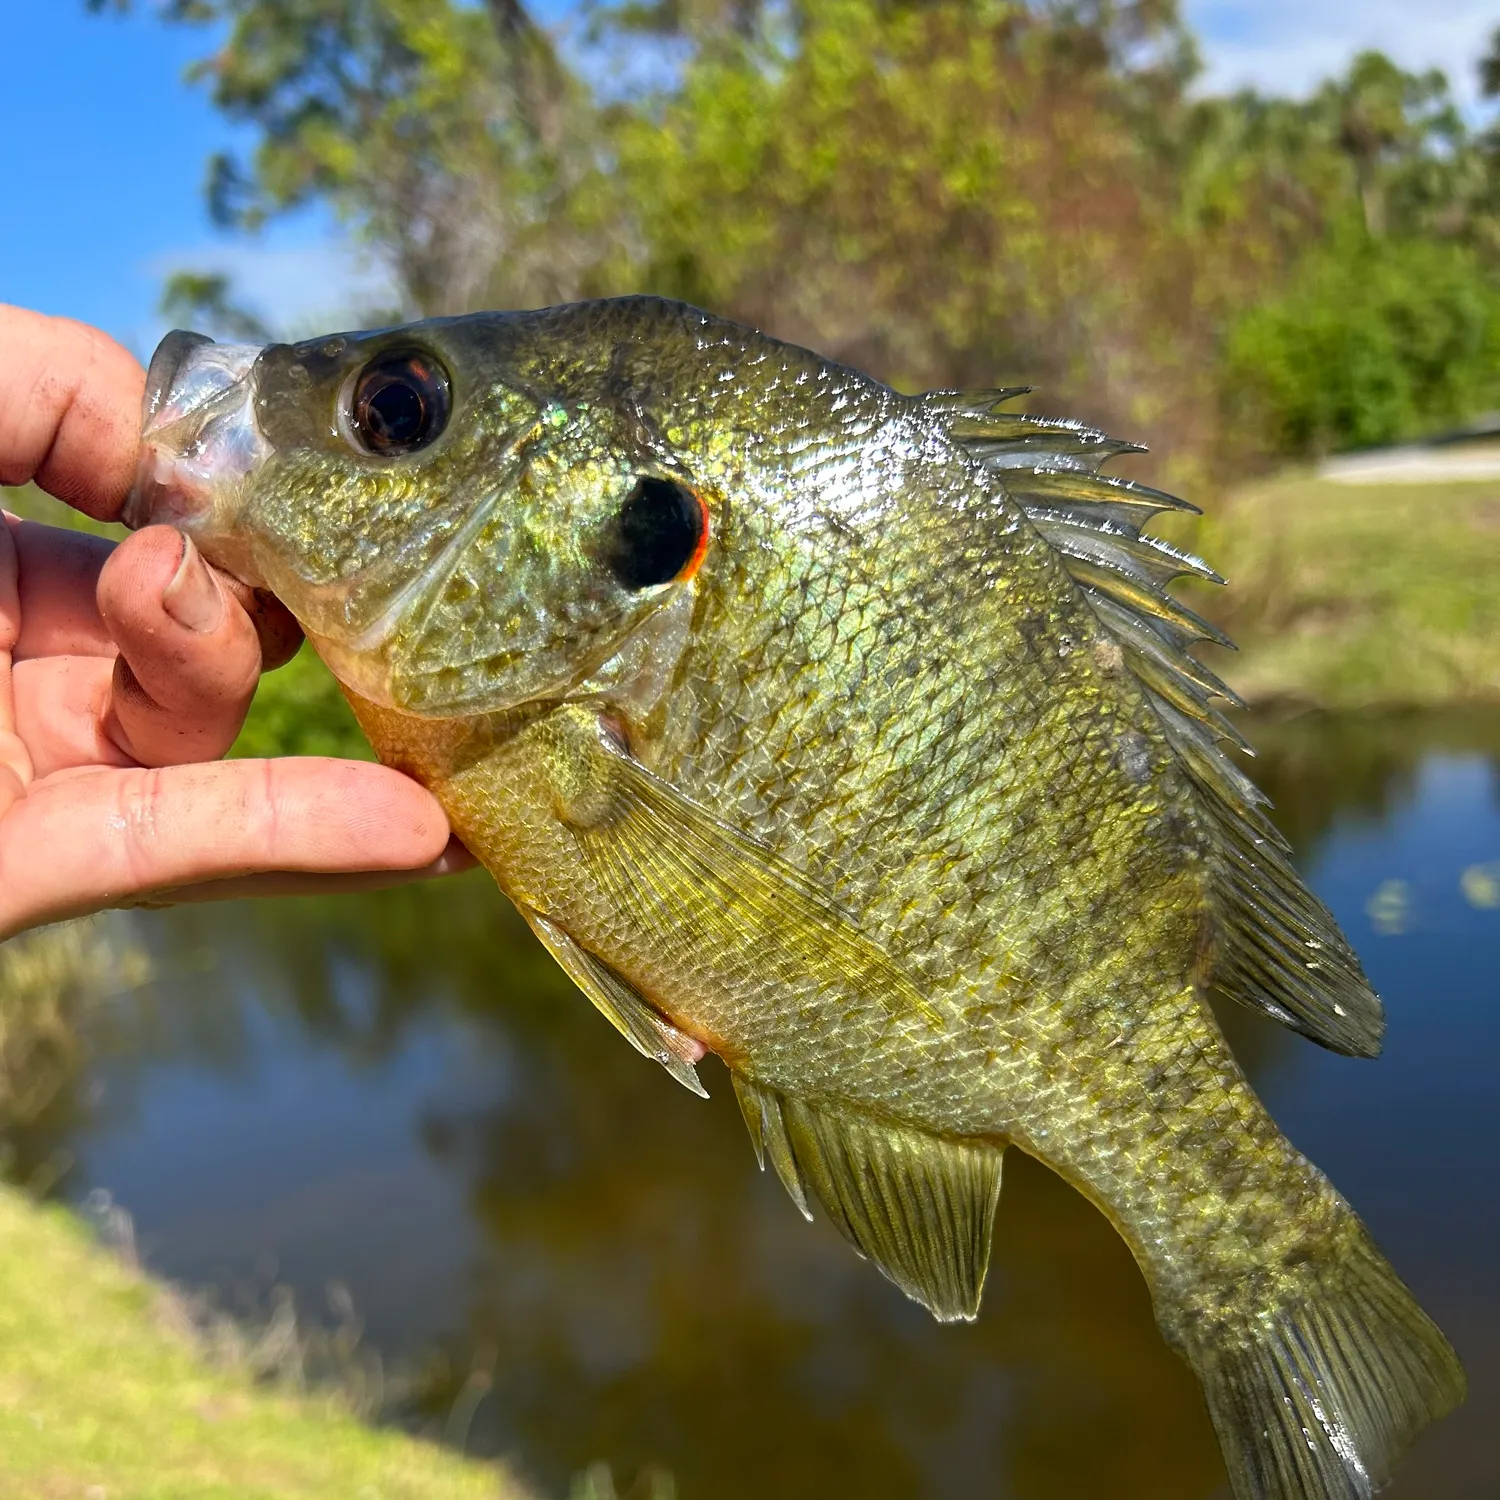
[
  {"x1": 732, "y1": 1075, "x2": 1005, "y2": 1322},
  {"x1": 932, "y1": 390, "x2": 1384, "y2": 1058}
]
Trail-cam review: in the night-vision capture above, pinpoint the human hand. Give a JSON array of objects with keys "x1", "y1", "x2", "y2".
[{"x1": 0, "y1": 305, "x2": 469, "y2": 941}]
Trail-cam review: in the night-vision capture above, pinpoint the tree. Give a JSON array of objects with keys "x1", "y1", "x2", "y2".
[
  {"x1": 96, "y1": 1, "x2": 618, "y2": 314},
  {"x1": 160, "y1": 270, "x2": 273, "y2": 341},
  {"x1": 96, "y1": 2, "x2": 1500, "y2": 468}
]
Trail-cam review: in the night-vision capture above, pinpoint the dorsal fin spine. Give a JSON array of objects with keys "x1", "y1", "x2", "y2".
[
  {"x1": 1029, "y1": 511, "x2": 1225, "y2": 588},
  {"x1": 1005, "y1": 469, "x2": 1201, "y2": 533},
  {"x1": 1074, "y1": 569, "x2": 1233, "y2": 650},
  {"x1": 932, "y1": 388, "x2": 1383, "y2": 1056}
]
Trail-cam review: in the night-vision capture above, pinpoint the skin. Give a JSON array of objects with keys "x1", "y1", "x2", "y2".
[
  {"x1": 0, "y1": 304, "x2": 468, "y2": 943},
  {"x1": 137, "y1": 299, "x2": 1462, "y2": 1498}
]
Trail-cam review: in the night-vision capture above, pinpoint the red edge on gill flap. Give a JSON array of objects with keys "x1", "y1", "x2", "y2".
[{"x1": 677, "y1": 489, "x2": 712, "y2": 584}]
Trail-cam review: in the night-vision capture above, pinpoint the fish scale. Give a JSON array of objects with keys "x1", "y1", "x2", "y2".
[{"x1": 132, "y1": 295, "x2": 1464, "y2": 1500}]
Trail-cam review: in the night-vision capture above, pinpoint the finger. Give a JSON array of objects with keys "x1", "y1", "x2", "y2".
[
  {"x1": 12, "y1": 655, "x2": 131, "y2": 780},
  {"x1": 127, "y1": 837, "x2": 478, "y2": 906},
  {"x1": 0, "y1": 758, "x2": 453, "y2": 940},
  {"x1": 8, "y1": 515, "x2": 302, "y2": 673},
  {"x1": 97, "y1": 526, "x2": 262, "y2": 766},
  {"x1": 0, "y1": 305, "x2": 145, "y2": 519},
  {"x1": 0, "y1": 517, "x2": 35, "y2": 796},
  {"x1": 8, "y1": 517, "x2": 116, "y2": 661}
]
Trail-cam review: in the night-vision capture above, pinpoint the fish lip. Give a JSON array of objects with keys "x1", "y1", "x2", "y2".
[
  {"x1": 125, "y1": 333, "x2": 268, "y2": 534},
  {"x1": 142, "y1": 329, "x2": 215, "y2": 428}
]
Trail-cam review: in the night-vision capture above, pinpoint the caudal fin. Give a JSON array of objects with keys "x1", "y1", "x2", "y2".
[{"x1": 1178, "y1": 1232, "x2": 1464, "y2": 1500}]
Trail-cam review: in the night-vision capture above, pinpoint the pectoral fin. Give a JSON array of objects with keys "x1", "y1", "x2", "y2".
[
  {"x1": 545, "y1": 705, "x2": 939, "y2": 1028},
  {"x1": 525, "y1": 911, "x2": 708, "y2": 1098},
  {"x1": 732, "y1": 1075, "x2": 1004, "y2": 1322}
]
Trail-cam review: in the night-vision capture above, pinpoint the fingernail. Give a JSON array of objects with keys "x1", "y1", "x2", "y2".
[{"x1": 161, "y1": 533, "x2": 224, "y2": 634}]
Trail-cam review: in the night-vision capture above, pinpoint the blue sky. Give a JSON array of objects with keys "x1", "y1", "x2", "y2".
[
  {"x1": 4, "y1": 1, "x2": 1497, "y2": 361},
  {"x1": 1, "y1": 4, "x2": 388, "y2": 360}
]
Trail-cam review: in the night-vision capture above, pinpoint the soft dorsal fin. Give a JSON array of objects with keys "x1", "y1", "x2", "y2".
[
  {"x1": 932, "y1": 390, "x2": 1384, "y2": 1058},
  {"x1": 732, "y1": 1074, "x2": 1005, "y2": 1322}
]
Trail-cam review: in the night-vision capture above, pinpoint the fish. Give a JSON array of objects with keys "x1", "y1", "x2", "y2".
[{"x1": 128, "y1": 299, "x2": 1464, "y2": 1499}]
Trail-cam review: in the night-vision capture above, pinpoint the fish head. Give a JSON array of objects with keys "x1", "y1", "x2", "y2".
[{"x1": 128, "y1": 310, "x2": 718, "y2": 717}]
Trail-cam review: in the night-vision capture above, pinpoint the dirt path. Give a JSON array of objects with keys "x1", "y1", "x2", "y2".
[{"x1": 1319, "y1": 441, "x2": 1500, "y2": 484}]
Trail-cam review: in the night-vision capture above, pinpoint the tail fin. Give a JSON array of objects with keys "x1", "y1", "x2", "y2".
[{"x1": 1177, "y1": 1232, "x2": 1464, "y2": 1500}]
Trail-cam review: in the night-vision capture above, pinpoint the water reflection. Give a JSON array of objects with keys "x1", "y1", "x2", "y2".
[{"x1": 5, "y1": 711, "x2": 1497, "y2": 1498}]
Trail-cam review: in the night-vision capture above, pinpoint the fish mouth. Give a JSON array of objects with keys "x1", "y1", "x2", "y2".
[
  {"x1": 142, "y1": 329, "x2": 215, "y2": 426},
  {"x1": 125, "y1": 331, "x2": 270, "y2": 546}
]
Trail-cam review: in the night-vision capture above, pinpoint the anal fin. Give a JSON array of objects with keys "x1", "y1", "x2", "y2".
[
  {"x1": 732, "y1": 1075, "x2": 1004, "y2": 1322},
  {"x1": 526, "y1": 912, "x2": 708, "y2": 1097},
  {"x1": 732, "y1": 1074, "x2": 811, "y2": 1219}
]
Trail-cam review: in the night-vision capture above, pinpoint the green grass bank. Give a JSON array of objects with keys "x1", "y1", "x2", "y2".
[
  {"x1": 0, "y1": 1184, "x2": 527, "y2": 1500},
  {"x1": 1177, "y1": 469, "x2": 1500, "y2": 710}
]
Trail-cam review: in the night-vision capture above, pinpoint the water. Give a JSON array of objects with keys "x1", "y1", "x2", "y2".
[{"x1": 10, "y1": 712, "x2": 1499, "y2": 1498}]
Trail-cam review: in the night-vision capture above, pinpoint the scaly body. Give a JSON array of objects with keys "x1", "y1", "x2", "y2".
[{"x1": 131, "y1": 297, "x2": 1463, "y2": 1499}]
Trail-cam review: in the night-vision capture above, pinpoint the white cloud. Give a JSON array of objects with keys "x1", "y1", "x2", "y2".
[
  {"x1": 1184, "y1": 0, "x2": 1497, "y2": 106},
  {"x1": 147, "y1": 235, "x2": 401, "y2": 342}
]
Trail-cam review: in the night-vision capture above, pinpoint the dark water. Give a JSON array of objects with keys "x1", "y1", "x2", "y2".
[{"x1": 13, "y1": 712, "x2": 1500, "y2": 1498}]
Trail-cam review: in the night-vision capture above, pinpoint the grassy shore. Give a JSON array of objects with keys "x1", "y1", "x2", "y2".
[
  {"x1": 1172, "y1": 469, "x2": 1500, "y2": 710},
  {"x1": 0, "y1": 1183, "x2": 529, "y2": 1500}
]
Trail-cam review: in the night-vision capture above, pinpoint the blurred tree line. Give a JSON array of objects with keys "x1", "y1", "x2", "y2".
[{"x1": 100, "y1": 1, "x2": 1500, "y2": 477}]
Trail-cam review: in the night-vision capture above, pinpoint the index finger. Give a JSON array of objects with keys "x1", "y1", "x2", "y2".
[
  {"x1": 0, "y1": 758, "x2": 455, "y2": 942},
  {"x1": 0, "y1": 305, "x2": 145, "y2": 520}
]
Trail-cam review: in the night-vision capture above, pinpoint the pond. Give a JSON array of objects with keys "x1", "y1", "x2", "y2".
[{"x1": 8, "y1": 710, "x2": 1499, "y2": 1499}]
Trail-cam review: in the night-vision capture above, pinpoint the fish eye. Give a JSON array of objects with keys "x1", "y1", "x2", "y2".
[
  {"x1": 346, "y1": 350, "x2": 451, "y2": 457},
  {"x1": 605, "y1": 477, "x2": 709, "y2": 590}
]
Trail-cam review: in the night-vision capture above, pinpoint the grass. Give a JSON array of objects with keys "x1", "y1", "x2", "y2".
[
  {"x1": 0, "y1": 1182, "x2": 531, "y2": 1500},
  {"x1": 1169, "y1": 470, "x2": 1500, "y2": 710}
]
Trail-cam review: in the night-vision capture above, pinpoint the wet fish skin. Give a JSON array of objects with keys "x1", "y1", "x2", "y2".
[{"x1": 132, "y1": 297, "x2": 1463, "y2": 1500}]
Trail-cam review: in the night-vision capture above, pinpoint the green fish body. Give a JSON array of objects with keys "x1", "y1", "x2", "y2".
[{"x1": 131, "y1": 299, "x2": 1464, "y2": 1499}]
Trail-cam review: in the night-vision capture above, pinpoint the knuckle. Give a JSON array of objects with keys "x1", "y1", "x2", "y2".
[
  {"x1": 256, "y1": 758, "x2": 283, "y2": 853},
  {"x1": 116, "y1": 767, "x2": 168, "y2": 890}
]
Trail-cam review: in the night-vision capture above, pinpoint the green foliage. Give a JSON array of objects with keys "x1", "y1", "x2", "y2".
[
  {"x1": 102, "y1": 1, "x2": 1500, "y2": 477},
  {"x1": 1224, "y1": 239, "x2": 1500, "y2": 456},
  {"x1": 232, "y1": 646, "x2": 372, "y2": 759},
  {"x1": 161, "y1": 270, "x2": 273, "y2": 341},
  {"x1": 100, "y1": 0, "x2": 620, "y2": 314},
  {"x1": 1484, "y1": 26, "x2": 1500, "y2": 99}
]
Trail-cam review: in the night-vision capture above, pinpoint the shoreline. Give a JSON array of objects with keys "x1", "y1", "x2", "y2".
[{"x1": 0, "y1": 1184, "x2": 530, "y2": 1499}]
